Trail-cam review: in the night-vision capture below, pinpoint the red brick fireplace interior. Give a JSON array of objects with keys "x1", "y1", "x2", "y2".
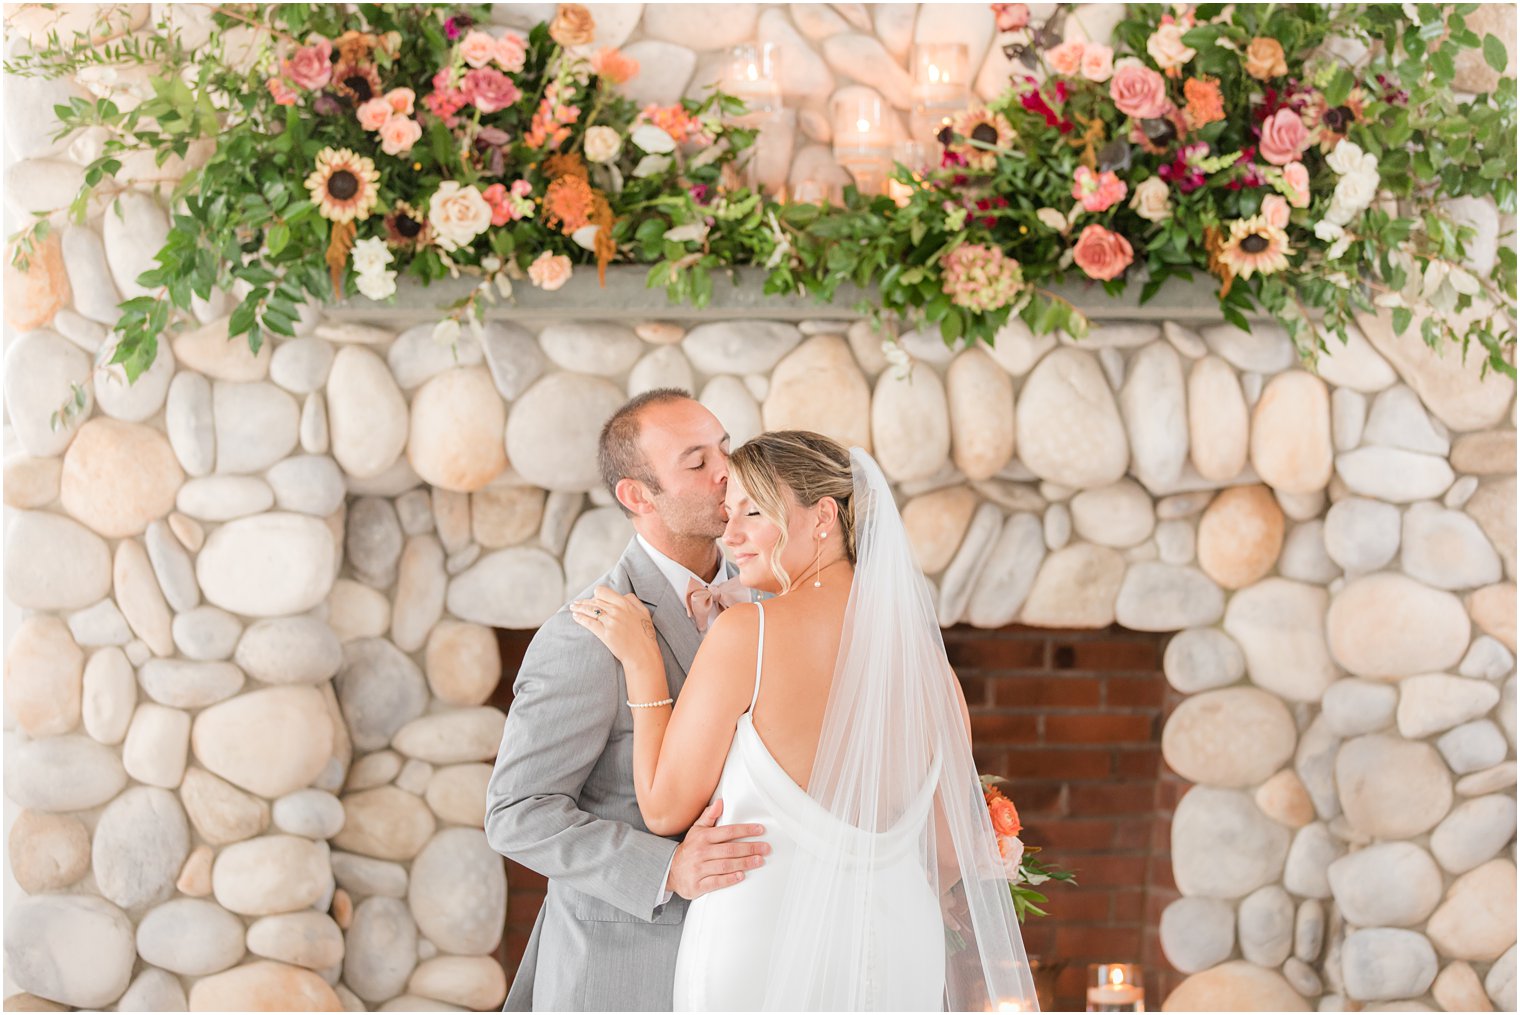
[{"x1": 491, "y1": 623, "x2": 1184, "y2": 1012}]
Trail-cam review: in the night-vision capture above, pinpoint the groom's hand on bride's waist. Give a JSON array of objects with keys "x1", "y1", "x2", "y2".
[{"x1": 665, "y1": 800, "x2": 769, "y2": 900}]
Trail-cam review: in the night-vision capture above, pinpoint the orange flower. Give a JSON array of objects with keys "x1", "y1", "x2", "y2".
[
  {"x1": 549, "y1": 3, "x2": 596, "y2": 47},
  {"x1": 1183, "y1": 77, "x2": 1224, "y2": 129},
  {"x1": 1244, "y1": 37, "x2": 1287, "y2": 81},
  {"x1": 638, "y1": 103, "x2": 706, "y2": 145},
  {"x1": 544, "y1": 173, "x2": 595, "y2": 233},
  {"x1": 591, "y1": 46, "x2": 639, "y2": 85},
  {"x1": 985, "y1": 786, "x2": 1023, "y2": 838}
]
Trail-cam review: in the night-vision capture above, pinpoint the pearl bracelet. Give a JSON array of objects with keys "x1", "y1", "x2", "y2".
[{"x1": 627, "y1": 697, "x2": 674, "y2": 709}]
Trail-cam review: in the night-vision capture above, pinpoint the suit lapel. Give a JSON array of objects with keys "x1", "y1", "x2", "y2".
[{"x1": 622, "y1": 539, "x2": 704, "y2": 682}]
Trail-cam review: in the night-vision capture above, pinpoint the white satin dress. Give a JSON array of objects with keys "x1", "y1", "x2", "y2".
[{"x1": 671, "y1": 603, "x2": 947, "y2": 1011}]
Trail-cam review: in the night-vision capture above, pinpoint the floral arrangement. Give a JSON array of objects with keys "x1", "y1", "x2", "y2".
[
  {"x1": 788, "y1": 2, "x2": 1516, "y2": 375},
  {"x1": 980, "y1": 775, "x2": 1076, "y2": 923},
  {"x1": 10, "y1": 3, "x2": 762, "y2": 382},
  {"x1": 7, "y1": 2, "x2": 1516, "y2": 391}
]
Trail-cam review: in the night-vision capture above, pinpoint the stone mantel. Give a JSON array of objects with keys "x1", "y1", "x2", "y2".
[{"x1": 323, "y1": 267, "x2": 1273, "y2": 324}]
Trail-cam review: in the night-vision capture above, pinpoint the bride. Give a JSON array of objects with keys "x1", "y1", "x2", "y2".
[{"x1": 570, "y1": 431, "x2": 1039, "y2": 1012}]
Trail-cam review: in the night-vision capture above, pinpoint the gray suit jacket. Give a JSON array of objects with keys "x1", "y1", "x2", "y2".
[{"x1": 485, "y1": 536, "x2": 726, "y2": 1012}]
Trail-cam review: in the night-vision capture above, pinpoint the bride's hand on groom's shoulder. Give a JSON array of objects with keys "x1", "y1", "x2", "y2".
[{"x1": 569, "y1": 586, "x2": 660, "y2": 667}]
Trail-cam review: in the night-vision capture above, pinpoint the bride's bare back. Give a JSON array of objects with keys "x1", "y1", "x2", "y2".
[{"x1": 744, "y1": 572, "x2": 854, "y2": 793}]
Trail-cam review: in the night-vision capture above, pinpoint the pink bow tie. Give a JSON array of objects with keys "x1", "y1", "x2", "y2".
[{"x1": 685, "y1": 576, "x2": 748, "y2": 632}]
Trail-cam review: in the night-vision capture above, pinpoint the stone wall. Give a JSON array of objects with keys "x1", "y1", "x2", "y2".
[{"x1": 4, "y1": 3, "x2": 1519, "y2": 1012}]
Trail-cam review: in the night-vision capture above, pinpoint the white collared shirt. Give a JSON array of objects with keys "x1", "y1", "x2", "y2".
[{"x1": 636, "y1": 534, "x2": 728, "y2": 615}]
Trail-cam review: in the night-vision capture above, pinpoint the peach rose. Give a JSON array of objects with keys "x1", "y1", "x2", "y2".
[
  {"x1": 529, "y1": 250, "x2": 573, "y2": 290},
  {"x1": 460, "y1": 29, "x2": 498, "y2": 68},
  {"x1": 1046, "y1": 40, "x2": 1085, "y2": 77},
  {"x1": 267, "y1": 77, "x2": 298, "y2": 106},
  {"x1": 1282, "y1": 161, "x2": 1310, "y2": 208},
  {"x1": 1146, "y1": 22, "x2": 1196, "y2": 74},
  {"x1": 1129, "y1": 176, "x2": 1172, "y2": 222},
  {"x1": 1245, "y1": 37, "x2": 1287, "y2": 81},
  {"x1": 379, "y1": 116, "x2": 422, "y2": 156},
  {"x1": 428, "y1": 181, "x2": 493, "y2": 251},
  {"x1": 1261, "y1": 194, "x2": 1291, "y2": 230},
  {"x1": 385, "y1": 87, "x2": 415, "y2": 116},
  {"x1": 1073, "y1": 223, "x2": 1134, "y2": 281},
  {"x1": 495, "y1": 31, "x2": 528, "y2": 72},
  {"x1": 357, "y1": 97, "x2": 392, "y2": 131},
  {"x1": 1258, "y1": 108, "x2": 1309, "y2": 166},
  {"x1": 549, "y1": 3, "x2": 596, "y2": 47},
  {"x1": 1081, "y1": 44, "x2": 1114, "y2": 82},
  {"x1": 1109, "y1": 59, "x2": 1171, "y2": 119}
]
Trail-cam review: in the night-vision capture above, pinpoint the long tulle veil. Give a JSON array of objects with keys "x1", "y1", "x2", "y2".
[{"x1": 760, "y1": 448, "x2": 1040, "y2": 1011}]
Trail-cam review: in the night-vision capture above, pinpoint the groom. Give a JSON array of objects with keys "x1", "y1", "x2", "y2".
[{"x1": 485, "y1": 389, "x2": 768, "y2": 1011}]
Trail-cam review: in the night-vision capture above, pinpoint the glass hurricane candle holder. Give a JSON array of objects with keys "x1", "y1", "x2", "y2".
[
  {"x1": 1086, "y1": 963, "x2": 1145, "y2": 1012},
  {"x1": 910, "y1": 41, "x2": 970, "y2": 148},
  {"x1": 724, "y1": 41, "x2": 782, "y2": 117},
  {"x1": 831, "y1": 91, "x2": 891, "y2": 195}
]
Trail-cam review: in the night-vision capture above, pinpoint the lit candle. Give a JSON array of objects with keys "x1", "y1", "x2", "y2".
[
  {"x1": 1086, "y1": 963, "x2": 1144, "y2": 1012},
  {"x1": 831, "y1": 90, "x2": 891, "y2": 194},
  {"x1": 725, "y1": 42, "x2": 781, "y2": 115},
  {"x1": 910, "y1": 42, "x2": 970, "y2": 148}
]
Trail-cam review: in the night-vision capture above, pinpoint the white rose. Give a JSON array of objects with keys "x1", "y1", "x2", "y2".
[
  {"x1": 583, "y1": 125, "x2": 623, "y2": 164},
  {"x1": 355, "y1": 268, "x2": 396, "y2": 301},
  {"x1": 1146, "y1": 23, "x2": 1196, "y2": 72},
  {"x1": 1314, "y1": 220, "x2": 1345, "y2": 243},
  {"x1": 1325, "y1": 140, "x2": 1366, "y2": 176},
  {"x1": 1129, "y1": 176, "x2": 1173, "y2": 222},
  {"x1": 351, "y1": 236, "x2": 393, "y2": 276},
  {"x1": 1332, "y1": 169, "x2": 1378, "y2": 216},
  {"x1": 427, "y1": 181, "x2": 493, "y2": 251}
]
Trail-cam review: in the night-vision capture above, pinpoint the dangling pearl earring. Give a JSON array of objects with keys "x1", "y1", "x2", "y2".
[{"x1": 812, "y1": 531, "x2": 828, "y2": 588}]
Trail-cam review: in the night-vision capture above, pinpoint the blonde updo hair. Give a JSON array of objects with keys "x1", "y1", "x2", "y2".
[{"x1": 726, "y1": 431, "x2": 857, "y2": 594}]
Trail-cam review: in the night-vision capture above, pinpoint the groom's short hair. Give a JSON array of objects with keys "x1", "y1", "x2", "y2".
[{"x1": 598, "y1": 387, "x2": 694, "y2": 510}]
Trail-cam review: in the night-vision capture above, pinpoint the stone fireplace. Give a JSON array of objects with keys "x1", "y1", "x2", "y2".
[{"x1": 5, "y1": 261, "x2": 1517, "y2": 1011}]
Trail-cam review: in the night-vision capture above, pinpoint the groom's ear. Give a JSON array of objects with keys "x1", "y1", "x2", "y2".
[{"x1": 616, "y1": 476, "x2": 655, "y2": 516}]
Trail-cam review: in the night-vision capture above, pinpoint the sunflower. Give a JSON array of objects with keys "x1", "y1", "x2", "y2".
[
  {"x1": 946, "y1": 106, "x2": 1014, "y2": 171},
  {"x1": 1217, "y1": 215, "x2": 1291, "y2": 279},
  {"x1": 384, "y1": 200, "x2": 432, "y2": 249},
  {"x1": 331, "y1": 60, "x2": 383, "y2": 105},
  {"x1": 306, "y1": 147, "x2": 380, "y2": 222}
]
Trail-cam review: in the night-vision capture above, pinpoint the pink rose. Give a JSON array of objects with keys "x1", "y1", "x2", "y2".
[
  {"x1": 992, "y1": 3, "x2": 1029, "y2": 32},
  {"x1": 529, "y1": 251, "x2": 573, "y2": 291},
  {"x1": 1046, "y1": 40, "x2": 1085, "y2": 77},
  {"x1": 1282, "y1": 161, "x2": 1310, "y2": 208},
  {"x1": 283, "y1": 37, "x2": 333, "y2": 91},
  {"x1": 460, "y1": 29, "x2": 498, "y2": 69},
  {"x1": 495, "y1": 31, "x2": 528, "y2": 72},
  {"x1": 267, "y1": 77, "x2": 298, "y2": 106},
  {"x1": 357, "y1": 97, "x2": 393, "y2": 131},
  {"x1": 1073, "y1": 224, "x2": 1134, "y2": 281},
  {"x1": 385, "y1": 88, "x2": 416, "y2": 116},
  {"x1": 1258, "y1": 108, "x2": 1309, "y2": 166},
  {"x1": 1072, "y1": 166, "x2": 1127, "y2": 213},
  {"x1": 1081, "y1": 44, "x2": 1114, "y2": 82},
  {"x1": 1261, "y1": 194, "x2": 1291, "y2": 230},
  {"x1": 379, "y1": 116, "x2": 422, "y2": 156},
  {"x1": 462, "y1": 67, "x2": 521, "y2": 114},
  {"x1": 1109, "y1": 59, "x2": 1171, "y2": 119}
]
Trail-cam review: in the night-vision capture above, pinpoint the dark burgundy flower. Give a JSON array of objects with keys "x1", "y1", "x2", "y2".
[{"x1": 444, "y1": 14, "x2": 474, "y2": 41}]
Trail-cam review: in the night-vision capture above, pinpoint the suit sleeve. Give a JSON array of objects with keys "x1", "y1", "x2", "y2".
[{"x1": 484, "y1": 607, "x2": 680, "y2": 921}]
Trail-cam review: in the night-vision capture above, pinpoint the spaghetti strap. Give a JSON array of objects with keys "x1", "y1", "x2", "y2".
[{"x1": 748, "y1": 602, "x2": 765, "y2": 714}]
